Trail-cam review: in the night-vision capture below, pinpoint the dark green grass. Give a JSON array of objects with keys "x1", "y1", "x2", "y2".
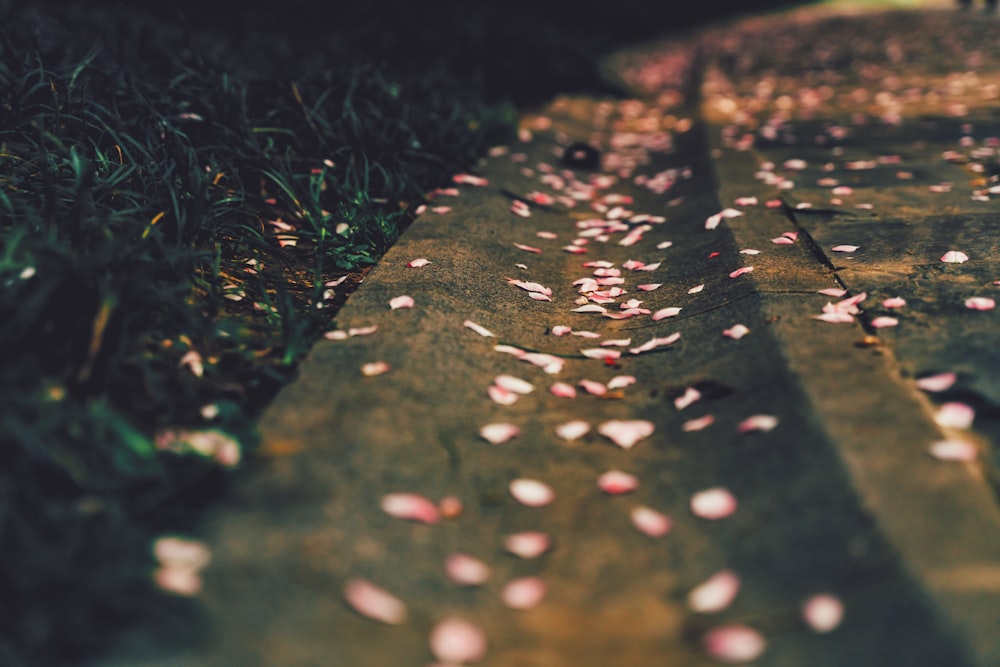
[{"x1": 0, "y1": 3, "x2": 513, "y2": 664}]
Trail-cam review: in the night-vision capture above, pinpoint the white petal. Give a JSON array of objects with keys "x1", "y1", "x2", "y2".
[
  {"x1": 630, "y1": 506, "x2": 672, "y2": 537},
  {"x1": 690, "y1": 488, "x2": 738, "y2": 520},
  {"x1": 407, "y1": 258, "x2": 430, "y2": 268},
  {"x1": 915, "y1": 372, "x2": 957, "y2": 392},
  {"x1": 381, "y1": 493, "x2": 440, "y2": 524},
  {"x1": 629, "y1": 332, "x2": 681, "y2": 355},
  {"x1": 832, "y1": 245, "x2": 859, "y2": 253},
  {"x1": 598, "y1": 420, "x2": 655, "y2": 449},
  {"x1": 429, "y1": 618, "x2": 488, "y2": 664},
  {"x1": 528, "y1": 291, "x2": 551, "y2": 301},
  {"x1": 479, "y1": 423, "x2": 520, "y2": 444},
  {"x1": 581, "y1": 348, "x2": 621, "y2": 360},
  {"x1": 941, "y1": 250, "x2": 969, "y2": 263},
  {"x1": 703, "y1": 625, "x2": 766, "y2": 663},
  {"x1": 929, "y1": 440, "x2": 978, "y2": 462},
  {"x1": 573, "y1": 304, "x2": 607, "y2": 313},
  {"x1": 814, "y1": 312, "x2": 854, "y2": 323},
  {"x1": 674, "y1": 387, "x2": 701, "y2": 410},
  {"x1": 551, "y1": 325, "x2": 572, "y2": 336},
  {"x1": 817, "y1": 287, "x2": 847, "y2": 297},
  {"x1": 361, "y1": 361, "x2": 390, "y2": 377},
  {"x1": 638, "y1": 283, "x2": 663, "y2": 291},
  {"x1": 597, "y1": 470, "x2": 639, "y2": 494},
  {"x1": 683, "y1": 415, "x2": 716, "y2": 432},
  {"x1": 464, "y1": 320, "x2": 495, "y2": 337},
  {"x1": 501, "y1": 576, "x2": 547, "y2": 610},
  {"x1": 882, "y1": 297, "x2": 906, "y2": 309},
  {"x1": 504, "y1": 531, "x2": 551, "y2": 558},
  {"x1": 688, "y1": 571, "x2": 741, "y2": 613},
  {"x1": 488, "y1": 385, "x2": 519, "y2": 405},
  {"x1": 153, "y1": 537, "x2": 212, "y2": 571},
  {"x1": 688, "y1": 284, "x2": 705, "y2": 294},
  {"x1": 871, "y1": 316, "x2": 898, "y2": 328},
  {"x1": 578, "y1": 379, "x2": 607, "y2": 396},
  {"x1": 494, "y1": 374, "x2": 534, "y2": 394},
  {"x1": 556, "y1": 420, "x2": 590, "y2": 440},
  {"x1": 723, "y1": 324, "x2": 750, "y2": 339},
  {"x1": 935, "y1": 402, "x2": 975, "y2": 429},
  {"x1": 802, "y1": 594, "x2": 844, "y2": 633},
  {"x1": 389, "y1": 295, "x2": 414, "y2": 310},
  {"x1": 965, "y1": 296, "x2": 995, "y2": 310},
  {"x1": 445, "y1": 553, "x2": 492, "y2": 586},
  {"x1": 550, "y1": 382, "x2": 577, "y2": 398},
  {"x1": 607, "y1": 375, "x2": 636, "y2": 390},
  {"x1": 509, "y1": 479, "x2": 555, "y2": 507},
  {"x1": 343, "y1": 578, "x2": 408, "y2": 625}
]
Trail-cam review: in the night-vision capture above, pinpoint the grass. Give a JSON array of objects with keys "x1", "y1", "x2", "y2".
[{"x1": 0, "y1": 2, "x2": 514, "y2": 664}]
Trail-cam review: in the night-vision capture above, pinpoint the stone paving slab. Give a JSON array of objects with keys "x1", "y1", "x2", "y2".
[{"x1": 96, "y1": 4, "x2": 1000, "y2": 667}]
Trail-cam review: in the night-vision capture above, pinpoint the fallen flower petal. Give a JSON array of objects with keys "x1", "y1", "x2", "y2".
[
  {"x1": 514, "y1": 243, "x2": 543, "y2": 254},
  {"x1": 598, "y1": 420, "x2": 655, "y2": 449},
  {"x1": 723, "y1": 324, "x2": 750, "y2": 339},
  {"x1": 630, "y1": 506, "x2": 672, "y2": 537},
  {"x1": 688, "y1": 570, "x2": 741, "y2": 613},
  {"x1": 343, "y1": 578, "x2": 408, "y2": 625},
  {"x1": 381, "y1": 493, "x2": 440, "y2": 524},
  {"x1": 488, "y1": 385, "x2": 519, "y2": 405},
  {"x1": 941, "y1": 250, "x2": 969, "y2": 263},
  {"x1": 429, "y1": 617, "x2": 488, "y2": 664},
  {"x1": 832, "y1": 245, "x2": 860, "y2": 253},
  {"x1": 598, "y1": 470, "x2": 639, "y2": 494},
  {"x1": 929, "y1": 440, "x2": 978, "y2": 462},
  {"x1": 502, "y1": 577, "x2": 547, "y2": 610},
  {"x1": 504, "y1": 531, "x2": 551, "y2": 558},
  {"x1": 652, "y1": 307, "x2": 682, "y2": 320},
  {"x1": 154, "y1": 536, "x2": 212, "y2": 571},
  {"x1": 915, "y1": 372, "x2": 957, "y2": 392},
  {"x1": 882, "y1": 297, "x2": 906, "y2": 309},
  {"x1": 551, "y1": 325, "x2": 572, "y2": 336},
  {"x1": 179, "y1": 350, "x2": 204, "y2": 377},
  {"x1": 629, "y1": 332, "x2": 681, "y2": 355},
  {"x1": 738, "y1": 414, "x2": 778, "y2": 433},
  {"x1": 407, "y1": 258, "x2": 431, "y2": 268},
  {"x1": 348, "y1": 325, "x2": 378, "y2": 337},
  {"x1": 729, "y1": 266, "x2": 754, "y2": 278},
  {"x1": 965, "y1": 296, "x2": 996, "y2": 310},
  {"x1": 494, "y1": 374, "x2": 534, "y2": 394},
  {"x1": 578, "y1": 379, "x2": 607, "y2": 396},
  {"x1": 703, "y1": 625, "x2": 766, "y2": 663},
  {"x1": 556, "y1": 420, "x2": 590, "y2": 440},
  {"x1": 361, "y1": 361, "x2": 390, "y2": 377},
  {"x1": 550, "y1": 382, "x2": 577, "y2": 398},
  {"x1": 638, "y1": 283, "x2": 663, "y2": 291},
  {"x1": 389, "y1": 295, "x2": 414, "y2": 310},
  {"x1": 688, "y1": 284, "x2": 705, "y2": 294},
  {"x1": 935, "y1": 402, "x2": 975, "y2": 429},
  {"x1": 528, "y1": 291, "x2": 552, "y2": 301},
  {"x1": 445, "y1": 553, "x2": 492, "y2": 586},
  {"x1": 683, "y1": 415, "x2": 716, "y2": 432},
  {"x1": 691, "y1": 488, "x2": 738, "y2": 520},
  {"x1": 153, "y1": 566, "x2": 203, "y2": 596},
  {"x1": 817, "y1": 288, "x2": 847, "y2": 297},
  {"x1": 814, "y1": 312, "x2": 854, "y2": 324},
  {"x1": 573, "y1": 304, "x2": 607, "y2": 314},
  {"x1": 464, "y1": 320, "x2": 495, "y2": 337},
  {"x1": 607, "y1": 375, "x2": 636, "y2": 390},
  {"x1": 509, "y1": 478, "x2": 555, "y2": 507},
  {"x1": 871, "y1": 316, "x2": 899, "y2": 328},
  {"x1": 802, "y1": 594, "x2": 844, "y2": 633},
  {"x1": 479, "y1": 423, "x2": 520, "y2": 444},
  {"x1": 581, "y1": 348, "x2": 621, "y2": 360},
  {"x1": 674, "y1": 387, "x2": 701, "y2": 410}
]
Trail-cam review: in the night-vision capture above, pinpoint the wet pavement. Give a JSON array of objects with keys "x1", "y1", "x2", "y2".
[{"x1": 97, "y1": 4, "x2": 1000, "y2": 666}]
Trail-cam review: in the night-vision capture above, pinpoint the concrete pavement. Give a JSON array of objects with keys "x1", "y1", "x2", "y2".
[{"x1": 97, "y1": 4, "x2": 1000, "y2": 666}]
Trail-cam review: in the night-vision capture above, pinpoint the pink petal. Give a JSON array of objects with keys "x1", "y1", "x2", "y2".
[
  {"x1": 488, "y1": 385, "x2": 519, "y2": 405},
  {"x1": 153, "y1": 537, "x2": 212, "y2": 571},
  {"x1": 652, "y1": 307, "x2": 682, "y2": 320},
  {"x1": 729, "y1": 266, "x2": 754, "y2": 278},
  {"x1": 494, "y1": 344, "x2": 526, "y2": 357},
  {"x1": 573, "y1": 304, "x2": 607, "y2": 314},
  {"x1": 629, "y1": 332, "x2": 681, "y2": 355},
  {"x1": 814, "y1": 312, "x2": 854, "y2": 323},
  {"x1": 915, "y1": 372, "x2": 957, "y2": 392},
  {"x1": 581, "y1": 348, "x2": 621, "y2": 360},
  {"x1": 555, "y1": 420, "x2": 590, "y2": 441},
  {"x1": 598, "y1": 420, "x2": 655, "y2": 449},
  {"x1": 514, "y1": 243, "x2": 542, "y2": 254},
  {"x1": 494, "y1": 374, "x2": 534, "y2": 394},
  {"x1": 965, "y1": 296, "x2": 995, "y2": 310},
  {"x1": 688, "y1": 284, "x2": 705, "y2": 294},
  {"x1": 507, "y1": 278, "x2": 552, "y2": 295},
  {"x1": 343, "y1": 578, "x2": 408, "y2": 625},
  {"x1": 674, "y1": 387, "x2": 701, "y2": 410},
  {"x1": 464, "y1": 320, "x2": 495, "y2": 337},
  {"x1": 453, "y1": 173, "x2": 489, "y2": 186},
  {"x1": 817, "y1": 288, "x2": 847, "y2": 297},
  {"x1": 571, "y1": 330, "x2": 601, "y2": 338},
  {"x1": 601, "y1": 338, "x2": 632, "y2": 347},
  {"x1": 153, "y1": 566, "x2": 203, "y2": 596},
  {"x1": 509, "y1": 478, "x2": 554, "y2": 507},
  {"x1": 578, "y1": 379, "x2": 607, "y2": 396},
  {"x1": 941, "y1": 250, "x2": 969, "y2": 263},
  {"x1": 598, "y1": 470, "x2": 639, "y2": 494},
  {"x1": 389, "y1": 295, "x2": 414, "y2": 310},
  {"x1": 832, "y1": 245, "x2": 860, "y2": 253},
  {"x1": 871, "y1": 316, "x2": 898, "y2": 328},
  {"x1": 630, "y1": 506, "x2": 672, "y2": 537},
  {"x1": 638, "y1": 283, "x2": 663, "y2": 291},
  {"x1": 882, "y1": 297, "x2": 906, "y2": 309},
  {"x1": 723, "y1": 324, "x2": 750, "y2": 339},
  {"x1": 501, "y1": 576, "x2": 547, "y2": 610},
  {"x1": 771, "y1": 236, "x2": 795, "y2": 245},
  {"x1": 738, "y1": 414, "x2": 778, "y2": 433},
  {"x1": 536, "y1": 230, "x2": 558, "y2": 239},
  {"x1": 432, "y1": 206, "x2": 452, "y2": 215},
  {"x1": 381, "y1": 493, "x2": 440, "y2": 524},
  {"x1": 688, "y1": 571, "x2": 741, "y2": 613},
  {"x1": 445, "y1": 553, "x2": 492, "y2": 586},
  {"x1": 551, "y1": 325, "x2": 572, "y2": 336},
  {"x1": 935, "y1": 402, "x2": 975, "y2": 429},
  {"x1": 802, "y1": 594, "x2": 844, "y2": 633},
  {"x1": 361, "y1": 361, "x2": 390, "y2": 377},
  {"x1": 691, "y1": 487, "x2": 738, "y2": 520},
  {"x1": 504, "y1": 531, "x2": 551, "y2": 558},
  {"x1": 479, "y1": 423, "x2": 520, "y2": 444},
  {"x1": 683, "y1": 414, "x2": 716, "y2": 432},
  {"x1": 551, "y1": 382, "x2": 578, "y2": 398},
  {"x1": 528, "y1": 291, "x2": 551, "y2": 301},
  {"x1": 407, "y1": 258, "x2": 430, "y2": 268},
  {"x1": 703, "y1": 625, "x2": 766, "y2": 663},
  {"x1": 607, "y1": 375, "x2": 636, "y2": 390},
  {"x1": 429, "y1": 618, "x2": 488, "y2": 664},
  {"x1": 929, "y1": 440, "x2": 978, "y2": 462},
  {"x1": 348, "y1": 325, "x2": 378, "y2": 337}
]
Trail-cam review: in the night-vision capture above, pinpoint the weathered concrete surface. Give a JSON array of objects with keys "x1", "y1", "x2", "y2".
[{"x1": 96, "y1": 5, "x2": 1000, "y2": 667}]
